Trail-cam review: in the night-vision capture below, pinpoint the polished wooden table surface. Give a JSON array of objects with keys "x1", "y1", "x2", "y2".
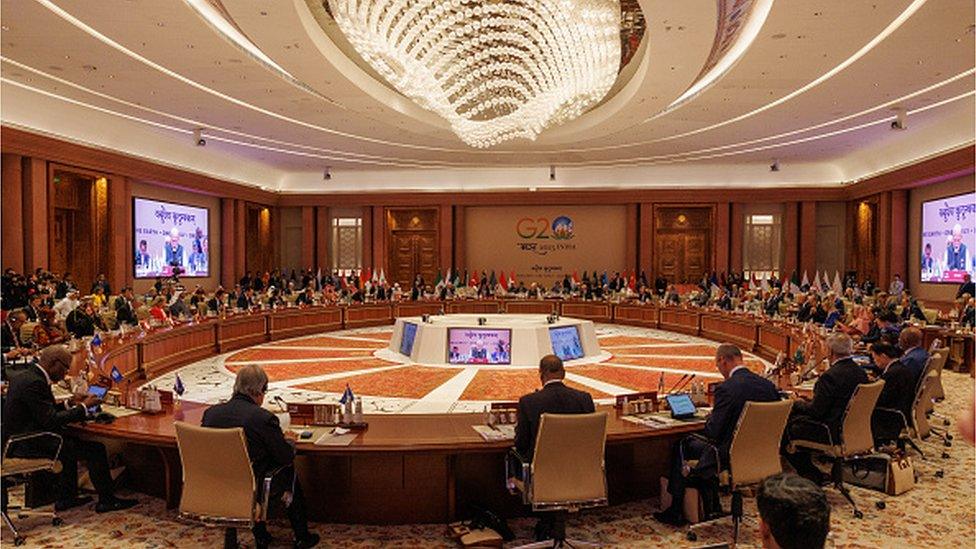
[{"x1": 77, "y1": 401, "x2": 703, "y2": 454}]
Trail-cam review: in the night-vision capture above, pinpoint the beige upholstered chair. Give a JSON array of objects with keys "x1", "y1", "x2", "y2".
[
  {"x1": 788, "y1": 380, "x2": 885, "y2": 518},
  {"x1": 2, "y1": 432, "x2": 65, "y2": 546},
  {"x1": 507, "y1": 412, "x2": 608, "y2": 548},
  {"x1": 174, "y1": 422, "x2": 277, "y2": 548},
  {"x1": 926, "y1": 349, "x2": 949, "y2": 402},
  {"x1": 686, "y1": 400, "x2": 793, "y2": 544}
]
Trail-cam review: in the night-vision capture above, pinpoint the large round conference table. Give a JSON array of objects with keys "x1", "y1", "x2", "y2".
[{"x1": 71, "y1": 299, "x2": 968, "y2": 524}]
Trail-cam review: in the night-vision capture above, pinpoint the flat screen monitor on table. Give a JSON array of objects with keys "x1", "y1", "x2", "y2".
[
  {"x1": 549, "y1": 325, "x2": 584, "y2": 360},
  {"x1": 400, "y1": 322, "x2": 418, "y2": 356},
  {"x1": 447, "y1": 328, "x2": 512, "y2": 365}
]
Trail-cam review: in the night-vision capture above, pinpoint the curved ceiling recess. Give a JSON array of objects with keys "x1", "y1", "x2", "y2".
[{"x1": 209, "y1": 0, "x2": 763, "y2": 149}]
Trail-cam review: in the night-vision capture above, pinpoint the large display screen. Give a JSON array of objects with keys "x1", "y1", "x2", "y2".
[
  {"x1": 920, "y1": 192, "x2": 975, "y2": 283},
  {"x1": 447, "y1": 328, "x2": 512, "y2": 365},
  {"x1": 133, "y1": 198, "x2": 210, "y2": 278},
  {"x1": 399, "y1": 322, "x2": 418, "y2": 357},
  {"x1": 550, "y1": 325, "x2": 584, "y2": 361}
]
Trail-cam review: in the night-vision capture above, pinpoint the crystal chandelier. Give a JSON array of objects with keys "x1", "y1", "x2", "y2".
[{"x1": 328, "y1": 0, "x2": 621, "y2": 148}]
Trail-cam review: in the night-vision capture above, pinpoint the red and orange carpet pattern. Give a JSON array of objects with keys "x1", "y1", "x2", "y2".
[{"x1": 160, "y1": 324, "x2": 769, "y2": 413}]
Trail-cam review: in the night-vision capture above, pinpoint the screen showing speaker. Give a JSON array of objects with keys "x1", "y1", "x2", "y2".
[
  {"x1": 920, "y1": 192, "x2": 975, "y2": 283},
  {"x1": 133, "y1": 198, "x2": 210, "y2": 278},
  {"x1": 549, "y1": 325, "x2": 584, "y2": 360},
  {"x1": 447, "y1": 328, "x2": 512, "y2": 365},
  {"x1": 399, "y1": 322, "x2": 418, "y2": 356}
]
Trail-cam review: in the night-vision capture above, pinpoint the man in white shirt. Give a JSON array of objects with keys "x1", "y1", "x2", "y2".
[{"x1": 53, "y1": 289, "x2": 80, "y2": 320}]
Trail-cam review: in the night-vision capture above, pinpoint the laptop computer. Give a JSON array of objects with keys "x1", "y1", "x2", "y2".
[{"x1": 665, "y1": 393, "x2": 699, "y2": 420}]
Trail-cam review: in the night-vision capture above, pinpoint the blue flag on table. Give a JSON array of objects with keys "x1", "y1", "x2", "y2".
[
  {"x1": 339, "y1": 383, "x2": 354, "y2": 405},
  {"x1": 110, "y1": 366, "x2": 124, "y2": 383},
  {"x1": 91, "y1": 333, "x2": 102, "y2": 347},
  {"x1": 173, "y1": 374, "x2": 185, "y2": 396}
]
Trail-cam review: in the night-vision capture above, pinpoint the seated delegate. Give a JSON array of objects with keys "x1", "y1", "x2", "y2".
[
  {"x1": 512, "y1": 354, "x2": 595, "y2": 542},
  {"x1": 3, "y1": 345, "x2": 137, "y2": 513},
  {"x1": 655, "y1": 343, "x2": 780, "y2": 526},
  {"x1": 783, "y1": 333, "x2": 868, "y2": 482},
  {"x1": 868, "y1": 342, "x2": 916, "y2": 445},
  {"x1": 201, "y1": 365, "x2": 320, "y2": 549}
]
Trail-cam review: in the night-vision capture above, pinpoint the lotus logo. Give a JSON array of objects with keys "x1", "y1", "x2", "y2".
[{"x1": 551, "y1": 216, "x2": 574, "y2": 240}]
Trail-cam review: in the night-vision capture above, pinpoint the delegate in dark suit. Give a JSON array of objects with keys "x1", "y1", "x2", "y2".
[
  {"x1": 784, "y1": 356, "x2": 868, "y2": 480},
  {"x1": 871, "y1": 359, "x2": 915, "y2": 443},
  {"x1": 900, "y1": 346, "x2": 929, "y2": 388},
  {"x1": 3, "y1": 347, "x2": 134, "y2": 512},
  {"x1": 514, "y1": 380, "x2": 595, "y2": 462},
  {"x1": 201, "y1": 390, "x2": 314, "y2": 546},
  {"x1": 658, "y1": 366, "x2": 780, "y2": 523}
]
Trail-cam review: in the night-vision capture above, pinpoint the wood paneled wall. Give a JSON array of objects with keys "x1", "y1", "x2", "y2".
[{"x1": 2, "y1": 128, "x2": 972, "y2": 291}]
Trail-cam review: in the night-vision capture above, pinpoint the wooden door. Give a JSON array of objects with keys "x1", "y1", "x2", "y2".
[
  {"x1": 390, "y1": 231, "x2": 439, "y2": 287},
  {"x1": 684, "y1": 232, "x2": 708, "y2": 283},
  {"x1": 655, "y1": 231, "x2": 709, "y2": 283}
]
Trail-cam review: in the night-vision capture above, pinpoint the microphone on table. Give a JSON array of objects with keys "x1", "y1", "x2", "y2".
[
  {"x1": 664, "y1": 373, "x2": 689, "y2": 395},
  {"x1": 272, "y1": 395, "x2": 289, "y2": 412},
  {"x1": 674, "y1": 374, "x2": 697, "y2": 395}
]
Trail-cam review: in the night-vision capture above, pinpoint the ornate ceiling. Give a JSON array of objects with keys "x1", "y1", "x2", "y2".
[{"x1": 0, "y1": 0, "x2": 973, "y2": 192}]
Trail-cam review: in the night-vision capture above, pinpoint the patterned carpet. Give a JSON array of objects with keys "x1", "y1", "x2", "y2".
[
  {"x1": 150, "y1": 324, "x2": 762, "y2": 414},
  {"x1": 6, "y1": 374, "x2": 973, "y2": 548}
]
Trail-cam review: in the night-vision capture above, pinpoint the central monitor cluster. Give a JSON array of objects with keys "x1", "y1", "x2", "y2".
[{"x1": 387, "y1": 314, "x2": 604, "y2": 367}]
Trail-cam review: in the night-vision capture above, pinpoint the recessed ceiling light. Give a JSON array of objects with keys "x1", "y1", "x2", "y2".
[
  {"x1": 82, "y1": 64, "x2": 97, "y2": 71},
  {"x1": 1, "y1": 25, "x2": 9, "y2": 31},
  {"x1": 156, "y1": 22, "x2": 165, "y2": 27},
  {"x1": 771, "y1": 33, "x2": 786, "y2": 39}
]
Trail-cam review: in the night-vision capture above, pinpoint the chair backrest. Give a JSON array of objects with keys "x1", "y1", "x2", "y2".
[
  {"x1": 839, "y1": 380, "x2": 885, "y2": 455},
  {"x1": 729, "y1": 400, "x2": 794, "y2": 488},
  {"x1": 912, "y1": 376, "x2": 935, "y2": 438},
  {"x1": 530, "y1": 412, "x2": 608, "y2": 508},
  {"x1": 174, "y1": 422, "x2": 256, "y2": 522},
  {"x1": 929, "y1": 349, "x2": 949, "y2": 376}
]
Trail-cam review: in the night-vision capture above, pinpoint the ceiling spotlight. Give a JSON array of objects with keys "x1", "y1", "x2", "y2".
[
  {"x1": 549, "y1": 165, "x2": 556, "y2": 181},
  {"x1": 890, "y1": 108, "x2": 907, "y2": 130},
  {"x1": 193, "y1": 128, "x2": 206, "y2": 147},
  {"x1": 324, "y1": 167, "x2": 332, "y2": 180},
  {"x1": 770, "y1": 159, "x2": 780, "y2": 172}
]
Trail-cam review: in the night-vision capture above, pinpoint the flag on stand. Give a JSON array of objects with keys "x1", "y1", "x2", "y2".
[
  {"x1": 499, "y1": 270, "x2": 509, "y2": 291},
  {"x1": 470, "y1": 271, "x2": 479, "y2": 287},
  {"x1": 509, "y1": 271, "x2": 517, "y2": 288},
  {"x1": 173, "y1": 374, "x2": 185, "y2": 396},
  {"x1": 572, "y1": 270, "x2": 581, "y2": 287},
  {"x1": 832, "y1": 271, "x2": 843, "y2": 295},
  {"x1": 812, "y1": 271, "x2": 822, "y2": 294},
  {"x1": 628, "y1": 271, "x2": 636, "y2": 291},
  {"x1": 110, "y1": 366, "x2": 124, "y2": 384},
  {"x1": 801, "y1": 271, "x2": 810, "y2": 288},
  {"x1": 434, "y1": 270, "x2": 443, "y2": 288},
  {"x1": 339, "y1": 383, "x2": 354, "y2": 405}
]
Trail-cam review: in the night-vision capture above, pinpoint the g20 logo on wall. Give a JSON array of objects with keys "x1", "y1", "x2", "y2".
[{"x1": 516, "y1": 216, "x2": 575, "y2": 240}]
